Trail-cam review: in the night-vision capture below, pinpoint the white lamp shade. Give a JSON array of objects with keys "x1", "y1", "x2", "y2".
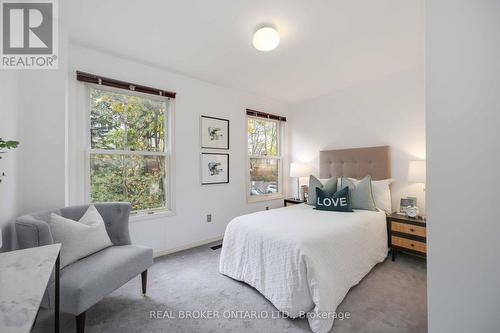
[
  {"x1": 408, "y1": 160, "x2": 426, "y2": 183},
  {"x1": 290, "y1": 163, "x2": 312, "y2": 178}
]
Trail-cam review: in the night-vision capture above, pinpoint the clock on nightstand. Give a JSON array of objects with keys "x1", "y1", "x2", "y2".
[{"x1": 386, "y1": 213, "x2": 427, "y2": 261}]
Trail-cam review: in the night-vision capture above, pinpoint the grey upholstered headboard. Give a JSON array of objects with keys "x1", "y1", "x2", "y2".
[{"x1": 319, "y1": 146, "x2": 390, "y2": 180}]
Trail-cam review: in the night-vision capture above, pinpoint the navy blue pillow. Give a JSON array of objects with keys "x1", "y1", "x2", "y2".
[{"x1": 315, "y1": 187, "x2": 353, "y2": 212}]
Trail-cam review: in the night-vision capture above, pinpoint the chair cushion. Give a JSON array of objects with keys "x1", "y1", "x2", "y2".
[{"x1": 52, "y1": 245, "x2": 153, "y2": 315}]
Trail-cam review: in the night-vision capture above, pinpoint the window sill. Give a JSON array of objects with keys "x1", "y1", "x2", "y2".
[
  {"x1": 247, "y1": 194, "x2": 284, "y2": 203},
  {"x1": 130, "y1": 209, "x2": 176, "y2": 223}
]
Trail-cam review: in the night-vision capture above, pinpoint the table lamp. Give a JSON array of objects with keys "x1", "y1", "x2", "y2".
[
  {"x1": 408, "y1": 160, "x2": 426, "y2": 188},
  {"x1": 290, "y1": 163, "x2": 312, "y2": 200}
]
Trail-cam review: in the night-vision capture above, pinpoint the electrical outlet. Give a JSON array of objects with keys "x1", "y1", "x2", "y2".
[{"x1": 206, "y1": 214, "x2": 212, "y2": 223}]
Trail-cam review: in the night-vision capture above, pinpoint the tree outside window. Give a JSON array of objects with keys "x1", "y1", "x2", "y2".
[
  {"x1": 89, "y1": 88, "x2": 169, "y2": 212},
  {"x1": 247, "y1": 117, "x2": 282, "y2": 200}
]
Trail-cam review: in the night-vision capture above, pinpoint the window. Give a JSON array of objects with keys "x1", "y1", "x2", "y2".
[
  {"x1": 247, "y1": 116, "x2": 283, "y2": 201},
  {"x1": 88, "y1": 87, "x2": 170, "y2": 214}
]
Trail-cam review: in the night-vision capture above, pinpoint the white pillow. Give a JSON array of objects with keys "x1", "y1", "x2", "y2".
[
  {"x1": 49, "y1": 205, "x2": 113, "y2": 268},
  {"x1": 371, "y1": 178, "x2": 395, "y2": 214},
  {"x1": 347, "y1": 177, "x2": 395, "y2": 214}
]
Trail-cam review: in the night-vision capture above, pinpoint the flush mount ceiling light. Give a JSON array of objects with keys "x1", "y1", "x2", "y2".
[{"x1": 252, "y1": 27, "x2": 280, "y2": 52}]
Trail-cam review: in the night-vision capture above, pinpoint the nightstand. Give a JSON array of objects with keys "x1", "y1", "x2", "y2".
[
  {"x1": 386, "y1": 213, "x2": 427, "y2": 261},
  {"x1": 284, "y1": 198, "x2": 305, "y2": 207}
]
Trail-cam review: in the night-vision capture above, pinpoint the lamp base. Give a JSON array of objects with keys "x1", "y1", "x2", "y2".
[{"x1": 296, "y1": 178, "x2": 301, "y2": 201}]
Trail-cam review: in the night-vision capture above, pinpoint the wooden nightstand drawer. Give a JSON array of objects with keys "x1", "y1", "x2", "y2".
[
  {"x1": 391, "y1": 221, "x2": 426, "y2": 238},
  {"x1": 391, "y1": 236, "x2": 426, "y2": 253}
]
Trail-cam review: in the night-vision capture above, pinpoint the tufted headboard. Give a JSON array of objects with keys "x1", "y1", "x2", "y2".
[{"x1": 319, "y1": 146, "x2": 390, "y2": 180}]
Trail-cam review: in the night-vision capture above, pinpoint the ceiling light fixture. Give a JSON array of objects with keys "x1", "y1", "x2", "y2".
[{"x1": 252, "y1": 27, "x2": 280, "y2": 52}]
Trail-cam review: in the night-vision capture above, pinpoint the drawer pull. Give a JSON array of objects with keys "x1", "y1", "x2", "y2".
[
  {"x1": 410, "y1": 243, "x2": 414, "y2": 247},
  {"x1": 410, "y1": 228, "x2": 415, "y2": 232}
]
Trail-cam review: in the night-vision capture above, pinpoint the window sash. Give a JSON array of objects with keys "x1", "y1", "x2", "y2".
[
  {"x1": 248, "y1": 155, "x2": 281, "y2": 159},
  {"x1": 247, "y1": 116, "x2": 281, "y2": 157},
  {"x1": 89, "y1": 153, "x2": 168, "y2": 212},
  {"x1": 86, "y1": 85, "x2": 171, "y2": 214},
  {"x1": 89, "y1": 149, "x2": 167, "y2": 157},
  {"x1": 89, "y1": 86, "x2": 168, "y2": 153},
  {"x1": 246, "y1": 116, "x2": 284, "y2": 202}
]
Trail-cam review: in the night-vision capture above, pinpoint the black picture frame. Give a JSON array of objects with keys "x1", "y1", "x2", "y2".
[
  {"x1": 200, "y1": 115, "x2": 229, "y2": 150},
  {"x1": 201, "y1": 153, "x2": 229, "y2": 185}
]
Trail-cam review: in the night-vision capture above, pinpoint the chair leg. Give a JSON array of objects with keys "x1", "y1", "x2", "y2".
[
  {"x1": 141, "y1": 270, "x2": 148, "y2": 295},
  {"x1": 76, "y1": 312, "x2": 86, "y2": 333}
]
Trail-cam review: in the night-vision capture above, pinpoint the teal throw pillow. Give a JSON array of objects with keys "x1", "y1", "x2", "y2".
[
  {"x1": 341, "y1": 175, "x2": 377, "y2": 211},
  {"x1": 315, "y1": 187, "x2": 353, "y2": 212},
  {"x1": 307, "y1": 175, "x2": 337, "y2": 205}
]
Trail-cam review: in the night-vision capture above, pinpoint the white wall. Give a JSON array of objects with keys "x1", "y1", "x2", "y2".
[
  {"x1": 0, "y1": 72, "x2": 20, "y2": 251},
  {"x1": 16, "y1": 69, "x2": 68, "y2": 214},
  {"x1": 427, "y1": 1, "x2": 500, "y2": 332},
  {"x1": 0, "y1": 4, "x2": 69, "y2": 251},
  {"x1": 67, "y1": 44, "x2": 288, "y2": 255},
  {"x1": 8, "y1": 3, "x2": 69, "y2": 218},
  {"x1": 287, "y1": 68, "x2": 425, "y2": 213}
]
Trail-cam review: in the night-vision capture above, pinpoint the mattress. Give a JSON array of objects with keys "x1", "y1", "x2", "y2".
[{"x1": 219, "y1": 203, "x2": 388, "y2": 332}]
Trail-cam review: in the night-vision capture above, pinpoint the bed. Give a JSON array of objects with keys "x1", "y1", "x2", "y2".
[{"x1": 219, "y1": 146, "x2": 391, "y2": 333}]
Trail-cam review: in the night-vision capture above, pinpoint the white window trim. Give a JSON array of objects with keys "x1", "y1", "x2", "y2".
[
  {"x1": 84, "y1": 84, "x2": 175, "y2": 220},
  {"x1": 246, "y1": 115, "x2": 284, "y2": 203}
]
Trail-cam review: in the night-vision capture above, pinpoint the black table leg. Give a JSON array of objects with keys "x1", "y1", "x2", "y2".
[
  {"x1": 55, "y1": 253, "x2": 60, "y2": 333},
  {"x1": 392, "y1": 248, "x2": 397, "y2": 261}
]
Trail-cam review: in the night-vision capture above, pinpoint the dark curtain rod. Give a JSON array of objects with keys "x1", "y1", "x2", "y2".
[
  {"x1": 246, "y1": 108, "x2": 287, "y2": 122},
  {"x1": 76, "y1": 71, "x2": 176, "y2": 99}
]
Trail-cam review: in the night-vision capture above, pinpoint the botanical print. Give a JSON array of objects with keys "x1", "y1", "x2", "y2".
[
  {"x1": 208, "y1": 161, "x2": 223, "y2": 176},
  {"x1": 201, "y1": 153, "x2": 229, "y2": 184},
  {"x1": 201, "y1": 116, "x2": 229, "y2": 149},
  {"x1": 208, "y1": 127, "x2": 223, "y2": 141}
]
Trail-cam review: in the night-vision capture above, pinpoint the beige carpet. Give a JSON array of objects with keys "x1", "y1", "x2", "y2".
[{"x1": 33, "y1": 243, "x2": 427, "y2": 333}]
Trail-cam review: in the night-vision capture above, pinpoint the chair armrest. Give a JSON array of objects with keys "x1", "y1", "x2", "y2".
[
  {"x1": 93, "y1": 202, "x2": 132, "y2": 246},
  {"x1": 15, "y1": 216, "x2": 54, "y2": 249}
]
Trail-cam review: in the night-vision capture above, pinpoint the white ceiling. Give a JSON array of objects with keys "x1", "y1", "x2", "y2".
[{"x1": 65, "y1": 0, "x2": 424, "y2": 104}]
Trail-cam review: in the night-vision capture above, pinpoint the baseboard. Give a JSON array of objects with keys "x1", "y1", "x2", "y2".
[{"x1": 153, "y1": 235, "x2": 223, "y2": 258}]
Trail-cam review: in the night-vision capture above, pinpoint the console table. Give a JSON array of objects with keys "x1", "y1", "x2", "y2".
[{"x1": 0, "y1": 244, "x2": 61, "y2": 333}]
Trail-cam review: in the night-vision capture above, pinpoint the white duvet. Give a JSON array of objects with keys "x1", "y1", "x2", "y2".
[{"x1": 219, "y1": 203, "x2": 388, "y2": 333}]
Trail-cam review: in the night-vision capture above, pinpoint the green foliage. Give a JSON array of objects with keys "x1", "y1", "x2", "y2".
[
  {"x1": 0, "y1": 138, "x2": 19, "y2": 152},
  {"x1": 247, "y1": 118, "x2": 278, "y2": 156},
  {"x1": 90, "y1": 154, "x2": 166, "y2": 211},
  {"x1": 90, "y1": 89, "x2": 165, "y2": 151},
  {"x1": 247, "y1": 118, "x2": 281, "y2": 196},
  {"x1": 90, "y1": 89, "x2": 167, "y2": 211},
  {"x1": 249, "y1": 158, "x2": 278, "y2": 182},
  {"x1": 0, "y1": 138, "x2": 20, "y2": 183}
]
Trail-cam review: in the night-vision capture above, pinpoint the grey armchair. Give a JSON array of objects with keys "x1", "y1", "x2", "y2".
[{"x1": 15, "y1": 202, "x2": 153, "y2": 333}]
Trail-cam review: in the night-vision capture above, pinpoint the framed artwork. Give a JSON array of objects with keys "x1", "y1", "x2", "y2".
[
  {"x1": 201, "y1": 153, "x2": 229, "y2": 185},
  {"x1": 201, "y1": 115, "x2": 229, "y2": 150},
  {"x1": 399, "y1": 197, "x2": 417, "y2": 214}
]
